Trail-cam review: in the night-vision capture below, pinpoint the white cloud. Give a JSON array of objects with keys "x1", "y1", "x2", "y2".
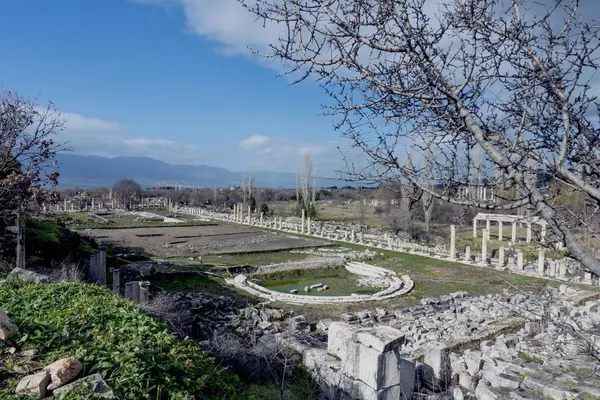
[
  {"x1": 238, "y1": 134, "x2": 271, "y2": 149},
  {"x1": 62, "y1": 112, "x2": 123, "y2": 133}
]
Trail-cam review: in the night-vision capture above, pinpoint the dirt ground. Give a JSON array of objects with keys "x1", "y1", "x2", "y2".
[{"x1": 84, "y1": 222, "x2": 331, "y2": 258}]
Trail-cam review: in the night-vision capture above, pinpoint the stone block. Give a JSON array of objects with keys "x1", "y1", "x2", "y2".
[
  {"x1": 44, "y1": 357, "x2": 82, "y2": 390},
  {"x1": 52, "y1": 373, "x2": 115, "y2": 398},
  {"x1": 15, "y1": 370, "x2": 50, "y2": 398},
  {"x1": 0, "y1": 309, "x2": 19, "y2": 341},
  {"x1": 423, "y1": 341, "x2": 451, "y2": 388}
]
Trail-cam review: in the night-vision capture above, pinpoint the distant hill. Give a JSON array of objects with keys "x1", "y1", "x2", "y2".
[{"x1": 55, "y1": 153, "x2": 364, "y2": 189}]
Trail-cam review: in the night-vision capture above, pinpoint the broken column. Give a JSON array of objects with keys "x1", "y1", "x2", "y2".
[
  {"x1": 516, "y1": 250, "x2": 524, "y2": 270},
  {"x1": 583, "y1": 271, "x2": 593, "y2": 284},
  {"x1": 498, "y1": 247, "x2": 505, "y2": 268},
  {"x1": 301, "y1": 209, "x2": 306, "y2": 233},
  {"x1": 307, "y1": 217, "x2": 311, "y2": 235},
  {"x1": 449, "y1": 225, "x2": 456, "y2": 260},
  {"x1": 481, "y1": 229, "x2": 488, "y2": 265},
  {"x1": 247, "y1": 206, "x2": 251, "y2": 224},
  {"x1": 139, "y1": 281, "x2": 150, "y2": 304},
  {"x1": 422, "y1": 341, "x2": 451, "y2": 391},
  {"x1": 111, "y1": 269, "x2": 120, "y2": 294},
  {"x1": 124, "y1": 282, "x2": 134, "y2": 300},
  {"x1": 464, "y1": 245, "x2": 471, "y2": 262},
  {"x1": 472, "y1": 218, "x2": 477, "y2": 238},
  {"x1": 498, "y1": 221, "x2": 503, "y2": 241},
  {"x1": 559, "y1": 260, "x2": 567, "y2": 278},
  {"x1": 88, "y1": 248, "x2": 107, "y2": 285},
  {"x1": 485, "y1": 218, "x2": 490, "y2": 232},
  {"x1": 351, "y1": 229, "x2": 356, "y2": 242},
  {"x1": 526, "y1": 223, "x2": 532, "y2": 243},
  {"x1": 260, "y1": 212, "x2": 264, "y2": 226},
  {"x1": 132, "y1": 281, "x2": 141, "y2": 302},
  {"x1": 537, "y1": 248, "x2": 545, "y2": 276}
]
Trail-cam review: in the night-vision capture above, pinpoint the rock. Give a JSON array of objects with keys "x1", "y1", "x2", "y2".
[
  {"x1": 16, "y1": 370, "x2": 51, "y2": 398},
  {"x1": 11, "y1": 359, "x2": 42, "y2": 374},
  {"x1": 44, "y1": 357, "x2": 82, "y2": 390},
  {"x1": 0, "y1": 309, "x2": 19, "y2": 341},
  {"x1": 290, "y1": 315, "x2": 310, "y2": 333},
  {"x1": 474, "y1": 379, "x2": 501, "y2": 400},
  {"x1": 463, "y1": 349, "x2": 483, "y2": 375},
  {"x1": 258, "y1": 321, "x2": 273, "y2": 330},
  {"x1": 423, "y1": 341, "x2": 451, "y2": 389},
  {"x1": 452, "y1": 386, "x2": 465, "y2": 400},
  {"x1": 52, "y1": 373, "x2": 115, "y2": 398},
  {"x1": 8, "y1": 268, "x2": 53, "y2": 283},
  {"x1": 317, "y1": 319, "x2": 333, "y2": 331}
]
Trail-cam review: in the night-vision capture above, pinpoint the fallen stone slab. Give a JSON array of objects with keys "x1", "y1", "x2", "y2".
[
  {"x1": 0, "y1": 308, "x2": 19, "y2": 341},
  {"x1": 8, "y1": 268, "x2": 53, "y2": 284},
  {"x1": 16, "y1": 370, "x2": 50, "y2": 398},
  {"x1": 52, "y1": 373, "x2": 115, "y2": 398},
  {"x1": 44, "y1": 357, "x2": 82, "y2": 390}
]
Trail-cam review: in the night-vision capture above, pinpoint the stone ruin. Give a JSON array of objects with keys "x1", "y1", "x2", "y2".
[{"x1": 278, "y1": 286, "x2": 600, "y2": 399}]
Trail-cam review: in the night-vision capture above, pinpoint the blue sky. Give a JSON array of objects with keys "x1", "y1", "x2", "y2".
[{"x1": 0, "y1": 0, "x2": 347, "y2": 175}]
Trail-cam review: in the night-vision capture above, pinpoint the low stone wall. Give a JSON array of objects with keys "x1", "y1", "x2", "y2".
[{"x1": 226, "y1": 262, "x2": 414, "y2": 305}]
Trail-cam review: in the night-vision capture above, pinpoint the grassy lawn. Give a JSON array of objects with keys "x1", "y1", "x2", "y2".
[
  {"x1": 56, "y1": 212, "x2": 214, "y2": 230},
  {"x1": 256, "y1": 265, "x2": 379, "y2": 296},
  {"x1": 199, "y1": 250, "x2": 317, "y2": 267}
]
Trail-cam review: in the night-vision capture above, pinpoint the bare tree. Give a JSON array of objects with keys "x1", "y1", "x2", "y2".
[
  {"x1": 240, "y1": 0, "x2": 600, "y2": 274},
  {"x1": 112, "y1": 179, "x2": 142, "y2": 210},
  {"x1": 0, "y1": 90, "x2": 64, "y2": 214}
]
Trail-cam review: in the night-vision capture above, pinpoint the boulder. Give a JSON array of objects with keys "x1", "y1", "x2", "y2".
[
  {"x1": 0, "y1": 308, "x2": 19, "y2": 341},
  {"x1": 44, "y1": 357, "x2": 82, "y2": 390},
  {"x1": 52, "y1": 373, "x2": 115, "y2": 398},
  {"x1": 8, "y1": 268, "x2": 53, "y2": 283},
  {"x1": 16, "y1": 370, "x2": 51, "y2": 398}
]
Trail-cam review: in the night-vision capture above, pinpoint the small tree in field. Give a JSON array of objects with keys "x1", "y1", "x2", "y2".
[
  {"x1": 0, "y1": 90, "x2": 63, "y2": 215},
  {"x1": 112, "y1": 179, "x2": 142, "y2": 210}
]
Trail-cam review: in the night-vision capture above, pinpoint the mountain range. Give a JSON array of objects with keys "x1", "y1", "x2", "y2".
[{"x1": 54, "y1": 153, "x2": 363, "y2": 189}]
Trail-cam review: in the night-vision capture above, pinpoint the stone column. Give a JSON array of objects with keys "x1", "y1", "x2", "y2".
[
  {"x1": 387, "y1": 237, "x2": 392, "y2": 248},
  {"x1": 260, "y1": 212, "x2": 264, "y2": 226},
  {"x1": 139, "y1": 281, "x2": 150, "y2": 304},
  {"x1": 473, "y1": 218, "x2": 477, "y2": 238},
  {"x1": 132, "y1": 281, "x2": 141, "y2": 302},
  {"x1": 486, "y1": 218, "x2": 490, "y2": 232},
  {"x1": 307, "y1": 217, "x2": 311, "y2": 235},
  {"x1": 301, "y1": 209, "x2": 306, "y2": 233},
  {"x1": 498, "y1": 247, "x2": 505, "y2": 268},
  {"x1": 465, "y1": 245, "x2": 471, "y2": 261},
  {"x1": 449, "y1": 225, "x2": 456, "y2": 260},
  {"x1": 583, "y1": 271, "x2": 593, "y2": 284},
  {"x1": 481, "y1": 229, "x2": 488, "y2": 265},
  {"x1": 526, "y1": 223, "x2": 532, "y2": 243},
  {"x1": 111, "y1": 268, "x2": 120, "y2": 294},
  {"x1": 124, "y1": 282, "x2": 134, "y2": 300},
  {"x1": 498, "y1": 221, "x2": 503, "y2": 241},
  {"x1": 351, "y1": 229, "x2": 356, "y2": 242},
  {"x1": 541, "y1": 224, "x2": 547, "y2": 243},
  {"x1": 559, "y1": 261, "x2": 567, "y2": 278},
  {"x1": 247, "y1": 206, "x2": 251, "y2": 224},
  {"x1": 511, "y1": 222, "x2": 517, "y2": 243},
  {"x1": 91, "y1": 198, "x2": 95, "y2": 210},
  {"x1": 516, "y1": 250, "x2": 524, "y2": 270}
]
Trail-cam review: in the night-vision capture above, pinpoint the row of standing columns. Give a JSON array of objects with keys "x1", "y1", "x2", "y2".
[{"x1": 472, "y1": 218, "x2": 546, "y2": 244}]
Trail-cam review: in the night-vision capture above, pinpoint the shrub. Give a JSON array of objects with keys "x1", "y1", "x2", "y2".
[{"x1": 0, "y1": 280, "x2": 239, "y2": 399}]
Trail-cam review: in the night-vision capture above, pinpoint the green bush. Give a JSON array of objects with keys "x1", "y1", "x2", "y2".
[{"x1": 0, "y1": 280, "x2": 239, "y2": 399}]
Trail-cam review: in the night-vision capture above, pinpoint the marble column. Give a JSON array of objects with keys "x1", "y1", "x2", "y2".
[
  {"x1": 450, "y1": 225, "x2": 456, "y2": 260},
  {"x1": 516, "y1": 250, "x2": 524, "y2": 270},
  {"x1": 139, "y1": 281, "x2": 150, "y2": 304},
  {"x1": 511, "y1": 222, "x2": 517, "y2": 243},
  {"x1": 260, "y1": 212, "x2": 264, "y2": 226},
  {"x1": 559, "y1": 261, "x2": 567, "y2": 278},
  {"x1": 541, "y1": 224, "x2": 547, "y2": 243},
  {"x1": 526, "y1": 223, "x2": 532, "y2": 243},
  {"x1": 481, "y1": 229, "x2": 488, "y2": 265},
  {"x1": 124, "y1": 282, "x2": 134, "y2": 300},
  {"x1": 465, "y1": 245, "x2": 471, "y2": 262},
  {"x1": 486, "y1": 218, "x2": 490, "y2": 232},
  {"x1": 498, "y1": 247, "x2": 505, "y2": 268},
  {"x1": 247, "y1": 206, "x2": 251, "y2": 224},
  {"x1": 537, "y1": 248, "x2": 545, "y2": 275},
  {"x1": 473, "y1": 218, "x2": 477, "y2": 238},
  {"x1": 111, "y1": 269, "x2": 120, "y2": 295},
  {"x1": 301, "y1": 209, "x2": 306, "y2": 233},
  {"x1": 307, "y1": 217, "x2": 311, "y2": 235},
  {"x1": 351, "y1": 229, "x2": 356, "y2": 242},
  {"x1": 498, "y1": 221, "x2": 503, "y2": 241}
]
